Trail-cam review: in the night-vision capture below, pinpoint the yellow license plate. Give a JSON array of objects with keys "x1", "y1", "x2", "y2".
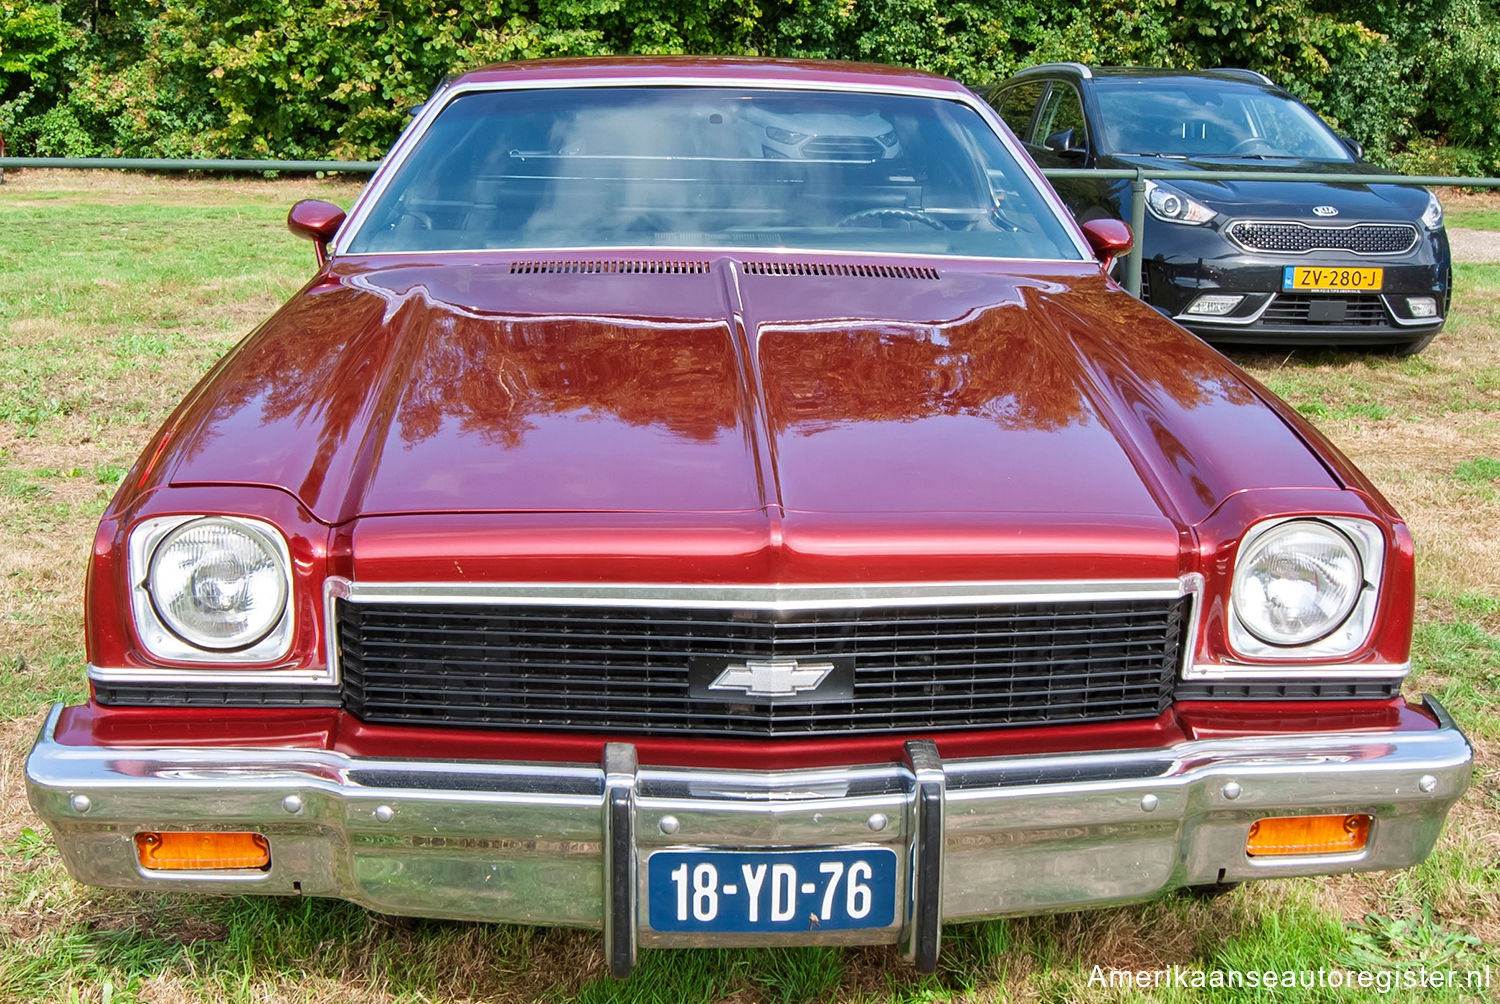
[{"x1": 1282, "y1": 266, "x2": 1383, "y2": 292}]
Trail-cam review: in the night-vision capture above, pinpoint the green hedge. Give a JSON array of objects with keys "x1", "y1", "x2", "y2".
[{"x1": 1, "y1": 0, "x2": 1496, "y2": 172}]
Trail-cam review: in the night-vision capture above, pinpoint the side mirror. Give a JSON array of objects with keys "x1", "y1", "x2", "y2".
[
  {"x1": 1341, "y1": 135, "x2": 1365, "y2": 160},
  {"x1": 1043, "y1": 128, "x2": 1087, "y2": 160},
  {"x1": 287, "y1": 199, "x2": 346, "y2": 267},
  {"x1": 1079, "y1": 218, "x2": 1132, "y2": 270}
]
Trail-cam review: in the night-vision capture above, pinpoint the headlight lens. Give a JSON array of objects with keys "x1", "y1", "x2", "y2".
[
  {"x1": 1422, "y1": 192, "x2": 1443, "y2": 230},
  {"x1": 147, "y1": 517, "x2": 288, "y2": 650},
  {"x1": 765, "y1": 127, "x2": 806, "y2": 145},
  {"x1": 1232, "y1": 521, "x2": 1363, "y2": 646},
  {"x1": 1145, "y1": 180, "x2": 1216, "y2": 225}
]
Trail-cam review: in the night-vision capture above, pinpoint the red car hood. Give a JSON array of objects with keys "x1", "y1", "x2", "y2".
[{"x1": 153, "y1": 254, "x2": 1336, "y2": 532}]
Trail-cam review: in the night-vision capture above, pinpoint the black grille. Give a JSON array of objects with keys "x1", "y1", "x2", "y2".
[
  {"x1": 509, "y1": 259, "x2": 710, "y2": 275},
  {"x1": 1176, "y1": 680, "x2": 1401, "y2": 701},
  {"x1": 337, "y1": 596, "x2": 1189, "y2": 738},
  {"x1": 801, "y1": 136, "x2": 884, "y2": 161},
  {"x1": 1228, "y1": 221, "x2": 1416, "y2": 255},
  {"x1": 741, "y1": 261, "x2": 939, "y2": 280},
  {"x1": 1262, "y1": 294, "x2": 1392, "y2": 327}
]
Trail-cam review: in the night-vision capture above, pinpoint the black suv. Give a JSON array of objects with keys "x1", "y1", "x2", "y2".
[{"x1": 987, "y1": 65, "x2": 1451, "y2": 354}]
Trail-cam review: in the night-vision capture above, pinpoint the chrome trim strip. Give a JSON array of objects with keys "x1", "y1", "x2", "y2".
[
  {"x1": 1177, "y1": 573, "x2": 1205, "y2": 679},
  {"x1": 88, "y1": 664, "x2": 336, "y2": 687},
  {"x1": 332, "y1": 75, "x2": 1094, "y2": 263},
  {"x1": 1386, "y1": 295, "x2": 1444, "y2": 327},
  {"x1": 1224, "y1": 219, "x2": 1419, "y2": 257},
  {"x1": 328, "y1": 577, "x2": 1190, "y2": 611},
  {"x1": 1174, "y1": 293, "x2": 1275, "y2": 327},
  {"x1": 1187, "y1": 660, "x2": 1410, "y2": 681}
]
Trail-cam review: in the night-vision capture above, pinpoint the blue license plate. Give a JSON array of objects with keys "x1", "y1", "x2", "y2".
[{"x1": 647, "y1": 847, "x2": 898, "y2": 933}]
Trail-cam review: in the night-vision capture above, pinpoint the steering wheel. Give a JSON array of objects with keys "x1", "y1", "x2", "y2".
[
  {"x1": 836, "y1": 207, "x2": 947, "y2": 230},
  {"x1": 1230, "y1": 138, "x2": 1276, "y2": 155}
]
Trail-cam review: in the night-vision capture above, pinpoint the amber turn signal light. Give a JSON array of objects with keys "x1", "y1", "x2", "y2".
[
  {"x1": 1245, "y1": 814, "x2": 1371, "y2": 857},
  {"x1": 135, "y1": 831, "x2": 271, "y2": 871}
]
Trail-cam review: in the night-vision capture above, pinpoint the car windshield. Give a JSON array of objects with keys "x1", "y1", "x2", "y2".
[
  {"x1": 1092, "y1": 78, "x2": 1353, "y2": 160},
  {"x1": 345, "y1": 86, "x2": 1084, "y2": 259}
]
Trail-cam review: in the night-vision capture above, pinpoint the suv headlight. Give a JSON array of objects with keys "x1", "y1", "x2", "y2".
[
  {"x1": 130, "y1": 516, "x2": 293, "y2": 661},
  {"x1": 1422, "y1": 192, "x2": 1443, "y2": 231},
  {"x1": 1228, "y1": 517, "x2": 1383, "y2": 658},
  {"x1": 1145, "y1": 180, "x2": 1216, "y2": 225}
]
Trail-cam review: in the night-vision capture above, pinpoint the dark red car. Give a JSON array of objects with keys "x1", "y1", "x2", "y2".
[{"x1": 26, "y1": 58, "x2": 1470, "y2": 975}]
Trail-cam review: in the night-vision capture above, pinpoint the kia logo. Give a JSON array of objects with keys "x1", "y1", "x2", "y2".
[{"x1": 1312, "y1": 205, "x2": 1339, "y2": 217}]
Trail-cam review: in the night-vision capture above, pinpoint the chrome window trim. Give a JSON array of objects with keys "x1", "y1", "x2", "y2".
[
  {"x1": 329, "y1": 246, "x2": 1087, "y2": 266},
  {"x1": 1224, "y1": 219, "x2": 1419, "y2": 257},
  {"x1": 331, "y1": 75, "x2": 1094, "y2": 262},
  {"x1": 126, "y1": 515, "x2": 297, "y2": 667}
]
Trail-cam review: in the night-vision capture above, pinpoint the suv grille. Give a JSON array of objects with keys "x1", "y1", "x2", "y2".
[
  {"x1": 1262, "y1": 294, "x2": 1391, "y2": 327},
  {"x1": 1228, "y1": 221, "x2": 1417, "y2": 255},
  {"x1": 337, "y1": 595, "x2": 1189, "y2": 738},
  {"x1": 802, "y1": 137, "x2": 884, "y2": 161}
]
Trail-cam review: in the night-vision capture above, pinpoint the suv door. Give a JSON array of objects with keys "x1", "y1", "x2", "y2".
[
  {"x1": 989, "y1": 80, "x2": 1046, "y2": 143},
  {"x1": 1026, "y1": 81, "x2": 1116, "y2": 221}
]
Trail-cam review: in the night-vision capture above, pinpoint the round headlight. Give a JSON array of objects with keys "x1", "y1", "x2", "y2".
[
  {"x1": 1232, "y1": 521, "x2": 1364, "y2": 647},
  {"x1": 147, "y1": 518, "x2": 288, "y2": 650}
]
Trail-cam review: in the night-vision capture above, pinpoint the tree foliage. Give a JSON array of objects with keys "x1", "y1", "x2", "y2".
[{"x1": 0, "y1": 0, "x2": 1495, "y2": 172}]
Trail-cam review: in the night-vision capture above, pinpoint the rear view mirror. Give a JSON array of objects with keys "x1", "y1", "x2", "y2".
[
  {"x1": 287, "y1": 200, "x2": 346, "y2": 267},
  {"x1": 1043, "y1": 129, "x2": 1087, "y2": 160},
  {"x1": 1079, "y1": 218, "x2": 1132, "y2": 270}
]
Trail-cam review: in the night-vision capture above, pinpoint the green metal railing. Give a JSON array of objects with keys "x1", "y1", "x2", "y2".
[
  {"x1": 2, "y1": 156, "x2": 1497, "y2": 296},
  {"x1": 0, "y1": 156, "x2": 379, "y2": 174}
]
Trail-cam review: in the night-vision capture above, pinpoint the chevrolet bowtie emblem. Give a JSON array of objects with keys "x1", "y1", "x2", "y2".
[{"x1": 709, "y1": 658, "x2": 837, "y2": 698}]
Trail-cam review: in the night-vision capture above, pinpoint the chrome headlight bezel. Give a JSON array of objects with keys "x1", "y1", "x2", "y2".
[
  {"x1": 129, "y1": 515, "x2": 294, "y2": 663},
  {"x1": 1227, "y1": 516, "x2": 1384, "y2": 660}
]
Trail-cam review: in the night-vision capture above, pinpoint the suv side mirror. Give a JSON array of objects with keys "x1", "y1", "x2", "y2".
[
  {"x1": 287, "y1": 199, "x2": 346, "y2": 267},
  {"x1": 1043, "y1": 128, "x2": 1087, "y2": 160},
  {"x1": 1079, "y1": 218, "x2": 1132, "y2": 270},
  {"x1": 1341, "y1": 135, "x2": 1365, "y2": 160}
]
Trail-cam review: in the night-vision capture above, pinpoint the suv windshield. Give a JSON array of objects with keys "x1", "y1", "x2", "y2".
[
  {"x1": 346, "y1": 86, "x2": 1083, "y2": 259},
  {"x1": 1092, "y1": 77, "x2": 1353, "y2": 160}
]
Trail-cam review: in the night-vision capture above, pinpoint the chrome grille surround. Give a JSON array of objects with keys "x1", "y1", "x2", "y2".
[
  {"x1": 1226, "y1": 220, "x2": 1418, "y2": 256},
  {"x1": 331, "y1": 579, "x2": 1198, "y2": 738}
]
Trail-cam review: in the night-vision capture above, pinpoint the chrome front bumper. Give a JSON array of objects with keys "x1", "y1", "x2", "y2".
[{"x1": 26, "y1": 699, "x2": 1472, "y2": 975}]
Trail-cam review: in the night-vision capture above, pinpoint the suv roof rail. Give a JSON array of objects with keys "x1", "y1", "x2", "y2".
[
  {"x1": 1013, "y1": 62, "x2": 1093, "y2": 80},
  {"x1": 1209, "y1": 67, "x2": 1276, "y2": 86}
]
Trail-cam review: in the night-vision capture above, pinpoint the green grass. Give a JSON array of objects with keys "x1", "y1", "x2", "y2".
[
  {"x1": 1, "y1": 175, "x2": 1497, "y2": 1003},
  {"x1": 1446, "y1": 208, "x2": 1500, "y2": 230}
]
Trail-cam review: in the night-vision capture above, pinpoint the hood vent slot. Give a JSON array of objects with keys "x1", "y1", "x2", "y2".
[
  {"x1": 509, "y1": 259, "x2": 710, "y2": 275},
  {"x1": 741, "y1": 261, "x2": 940, "y2": 280}
]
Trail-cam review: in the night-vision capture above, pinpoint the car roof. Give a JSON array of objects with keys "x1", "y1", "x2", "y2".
[
  {"x1": 1007, "y1": 64, "x2": 1277, "y2": 88},
  {"x1": 447, "y1": 56, "x2": 971, "y2": 96}
]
